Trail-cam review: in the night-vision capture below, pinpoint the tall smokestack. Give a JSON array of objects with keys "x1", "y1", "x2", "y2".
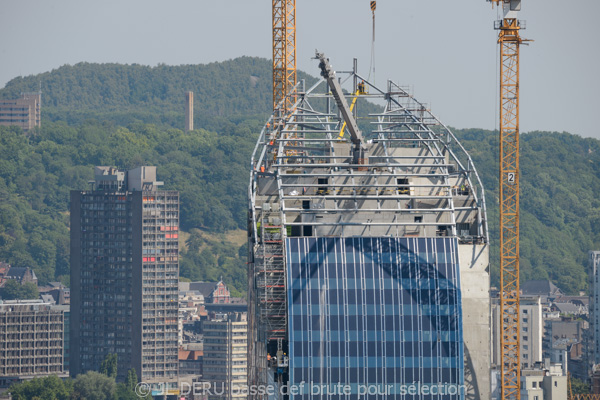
[{"x1": 185, "y1": 91, "x2": 193, "y2": 132}]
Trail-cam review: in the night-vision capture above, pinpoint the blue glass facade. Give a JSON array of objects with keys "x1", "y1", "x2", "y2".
[{"x1": 286, "y1": 237, "x2": 464, "y2": 399}]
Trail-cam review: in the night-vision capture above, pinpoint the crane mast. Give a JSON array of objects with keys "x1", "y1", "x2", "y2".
[
  {"x1": 272, "y1": 0, "x2": 296, "y2": 115},
  {"x1": 490, "y1": 0, "x2": 526, "y2": 399}
]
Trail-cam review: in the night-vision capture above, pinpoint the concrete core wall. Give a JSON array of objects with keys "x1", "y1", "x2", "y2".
[{"x1": 459, "y1": 243, "x2": 490, "y2": 400}]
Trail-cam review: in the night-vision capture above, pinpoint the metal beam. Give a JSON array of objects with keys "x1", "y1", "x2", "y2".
[{"x1": 315, "y1": 51, "x2": 362, "y2": 146}]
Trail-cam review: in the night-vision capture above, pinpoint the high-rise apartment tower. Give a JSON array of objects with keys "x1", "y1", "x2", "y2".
[{"x1": 70, "y1": 166, "x2": 179, "y2": 394}]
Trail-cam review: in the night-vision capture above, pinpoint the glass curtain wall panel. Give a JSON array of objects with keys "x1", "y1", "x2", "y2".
[{"x1": 286, "y1": 237, "x2": 465, "y2": 400}]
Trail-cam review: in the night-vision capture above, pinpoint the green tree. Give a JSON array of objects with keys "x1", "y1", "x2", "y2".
[
  {"x1": 100, "y1": 353, "x2": 118, "y2": 379},
  {"x1": 73, "y1": 371, "x2": 117, "y2": 400},
  {"x1": 1, "y1": 61, "x2": 600, "y2": 296},
  {"x1": 571, "y1": 377, "x2": 590, "y2": 394},
  {"x1": 9, "y1": 375, "x2": 73, "y2": 400},
  {"x1": 0, "y1": 279, "x2": 39, "y2": 300},
  {"x1": 125, "y1": 368, "x2": 138, "y2": 391},
  {"x1": 115, "y1": 368, "x2": 151, "y2": 399},
  {"x1": 115, "y1": 383, "x2": 137, "y2": 400}
]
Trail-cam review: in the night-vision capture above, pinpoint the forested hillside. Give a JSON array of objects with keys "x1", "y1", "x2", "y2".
[
  {"x1": 0, "y1": 59, "x2": 598, "y2": 294},
  {"x1": 1, "y1": 58, "x2": 271, "y2": 120},
  {"x1": 458, "y1": 130, "x2": 600, "y2": 293},
  {"x1": 0, "y1": 121, "x2": 257, "y2": 294},
  {"x1": 0, "y1": 57, "x2": 318, "y2": 130}
]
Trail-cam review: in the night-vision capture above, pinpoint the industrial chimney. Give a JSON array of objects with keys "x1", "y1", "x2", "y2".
[{"x1": 185, "y1": 91, "x2": 193, "y2": 132}]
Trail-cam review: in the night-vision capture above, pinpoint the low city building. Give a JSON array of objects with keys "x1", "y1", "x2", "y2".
[
  {"x1": 0, "y1": 92, "x2": 41, "y2": 132},
  {"x1": 51, "y1": 304, "x2": 70, "y2": 374},
  {"x1": 552, "y1": 302, "x2": 587, "y2": 316},
  {"x1": 179, "y1": 347, "x2": 203, "y2": 377},
  {"x1": 492, "y1": 278, "x2": 593, "y2": 381},
  {"x1": 182, "y1": 281, "x2": 231, "y2": 304},
  {"x1": 39, "y1": 282, "x2": 70, "y2": 305},
  {"x1": 0, "y1": 266, "x2": 38, "y2": 287},
  {"x1": 492, "y1": 296, "x2": 544, "y2": 369},
  {"x1": 201, "y1": 312, "x2": 247, "y2": 400},
  {"x1": 521, "y1": 280, "x2": 564, "y2": 303},
  {"x1": 0, "y1": 300, "x2": 67, "y2": 388},
  {"x1": 520, "y1": 362, "x2": 567, "y2": 400}
]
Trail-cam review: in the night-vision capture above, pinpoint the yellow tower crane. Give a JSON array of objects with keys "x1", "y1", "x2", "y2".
[
  {"x1": 488, "y1": 0, "x2": 529, "y2": 399},
  {"x1": 272, "y1": 0, "x2": 296, "y2": 115}
]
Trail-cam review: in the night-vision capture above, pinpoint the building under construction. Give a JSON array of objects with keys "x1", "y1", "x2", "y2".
[{"x1": 248, "y1": 53, "x2": 491, "y2": 399}]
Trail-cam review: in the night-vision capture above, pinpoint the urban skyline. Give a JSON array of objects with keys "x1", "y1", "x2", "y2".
[{"x1": 0, "y1": 9, "x2": 597, "y2": 396}]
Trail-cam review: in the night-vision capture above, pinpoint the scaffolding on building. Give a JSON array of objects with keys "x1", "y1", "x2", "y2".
[{"x1": 255, "y1": 205, "x2": 287, "y2": 340}]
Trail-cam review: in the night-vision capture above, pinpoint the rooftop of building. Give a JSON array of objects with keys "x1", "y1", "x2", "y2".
[
  {"x1": 180, "y1": 280, "x2": 230, "y2": 299},
  {"x1": 206, "y1": 311, "x2": 247, "y2": 323},
  {"x1": 87, "y1": 166, "x2": 165, "y2": 192},
  {"x1": 0, "y1": 92, "x2": 41, "y2": 104},
  {"x1": 552, "y1": 302, "x2": 586, "y2": 315},
  {"x1": 188, "y1": 282, "x2": 220, "y2": 297},
  {"x1": 40, "y1": 294, "x2": 55, "y2": 304},
  {"x1": 4, "y1": 266, "x2": 36, "y2": 281},
  {"x1": 178, "y1": 349, "x2": 203, "y2": 361},
  {"x1": 553, "y1": 296, "x2": 589, "y2": 306},
  {"x1": 0, "y1": 299, "x2": 57, "y2": 312},
  {"x1": 521, "y1": 280, "x2": 564, "y2": 297},
  {"x1": 250, "y1": 54, "x2": 488, "y2": 243}
]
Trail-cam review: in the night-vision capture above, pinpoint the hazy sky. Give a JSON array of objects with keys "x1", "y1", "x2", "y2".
[{"x1": 1, "y1": 0, "x2": 598, "y2": 139}]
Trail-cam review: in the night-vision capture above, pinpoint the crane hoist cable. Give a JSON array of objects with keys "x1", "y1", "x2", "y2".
[{"x1": 368, "y1": 1, "x2": 376, "y2": 82}]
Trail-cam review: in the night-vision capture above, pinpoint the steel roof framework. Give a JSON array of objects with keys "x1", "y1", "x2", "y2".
[{"x1": 249, "y1": 66, "x2": 490, "y2": 341}]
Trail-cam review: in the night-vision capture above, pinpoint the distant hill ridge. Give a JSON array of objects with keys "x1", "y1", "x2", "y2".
[
  {"x1": 0, "y1": 58, "x2": 599, "y2": 294},
  {"x1": 0, "y1": 57, "x2": 274, "y2": 116}
]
